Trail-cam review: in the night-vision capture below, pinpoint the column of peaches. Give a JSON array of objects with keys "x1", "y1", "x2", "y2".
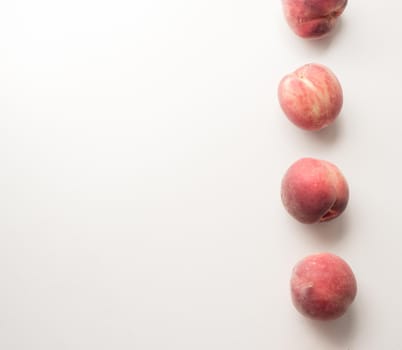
[{"x1": 279, "y1": 0, "x2": 357, "y2": 321}]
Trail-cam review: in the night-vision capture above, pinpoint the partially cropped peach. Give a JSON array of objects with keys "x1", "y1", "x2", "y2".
[
  {"x1": 281, "y1": 158, "x2": 349, "y2": 224},
  {"x1": 282, "y1": 0, "x2": 347, "y2": 39},
  {"x1": 278, "y1": 63, "x2": 343, "y2": 131},
  {"x1": 290, "y1": 253, "x2": 357, "y2": 320}
]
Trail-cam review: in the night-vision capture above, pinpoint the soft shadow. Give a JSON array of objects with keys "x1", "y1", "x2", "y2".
[
  {"x1": 307, "y1": 115, "x2": 344, "y2": 146},
  {"x1": 300, "y1": 211, "x2": 350, "y2": 245},
  {"x1": 302, "y1": 19, "x2": 345, "y2": 53},
  {"x1": 308, "y1": 307, "x2": 357, "y2": 347}
]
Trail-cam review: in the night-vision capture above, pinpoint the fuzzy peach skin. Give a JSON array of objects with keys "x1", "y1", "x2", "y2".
[
  {"x1": 281, "y1": 158, "x2": 349, "y2": 224},
  {"x1": 290, "y1": 253, "x2": 357, "y2": 320},
  {"x1": 278, "y1": 63, "x2": 343, "y2": 131},
  {"x1": 282, "y1": 0, "x2": 347, "y2": 39}
]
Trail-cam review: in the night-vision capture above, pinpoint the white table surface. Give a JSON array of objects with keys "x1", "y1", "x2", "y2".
[{"x1": 1, "y1": 1, "x2": 401, "y2": 349}]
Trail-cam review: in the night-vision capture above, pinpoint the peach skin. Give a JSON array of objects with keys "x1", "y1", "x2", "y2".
[
  {"x1": 282, "y1": 0, "x2": 347, "y2": 39},
  {"x1": 281, "y1": 158, "x2": 349, "y2": 224},
  {"x1": 291, "y1": 253, "x2": 357, "y2": 320},
  {"x1": 278, "y1": 63, "x2": 343, "y2": 131}
]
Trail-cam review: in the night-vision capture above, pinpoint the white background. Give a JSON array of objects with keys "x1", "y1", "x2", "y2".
[{"x1": 1, "y1": 1, "x2": 401, "y2": 349}]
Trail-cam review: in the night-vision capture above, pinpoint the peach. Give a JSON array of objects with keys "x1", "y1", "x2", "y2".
[
  {"x1": 281, "y1": 158, "x2": 349, "y2": 224},
  {"x1": 290, "y1": 253, "x2": 357, "y2": 320},
  {"x1": 282, "y1": 0, "x2": 347, "y2": 39},
  {"x1": 278, "y1": 63, "x2": 343, "y2": 131}
]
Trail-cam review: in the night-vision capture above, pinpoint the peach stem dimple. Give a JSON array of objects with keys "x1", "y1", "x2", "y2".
[{"x1": 320, "y1": 208, "x2": 337, "y2": 222}]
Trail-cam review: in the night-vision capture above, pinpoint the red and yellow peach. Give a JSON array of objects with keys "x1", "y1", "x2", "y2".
[
  {"x1": 278, "y1": 63, "x2": 343, "y2": 131},
  {"x1": 290, "y1": 253, "x2": 357, "y2": 320},
  {"x1": 281, "y1": 158, "x2": 349, "y2": 224},
  {"x1": 282, "y1": 0, "x2": 347, "y2": 39}
]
